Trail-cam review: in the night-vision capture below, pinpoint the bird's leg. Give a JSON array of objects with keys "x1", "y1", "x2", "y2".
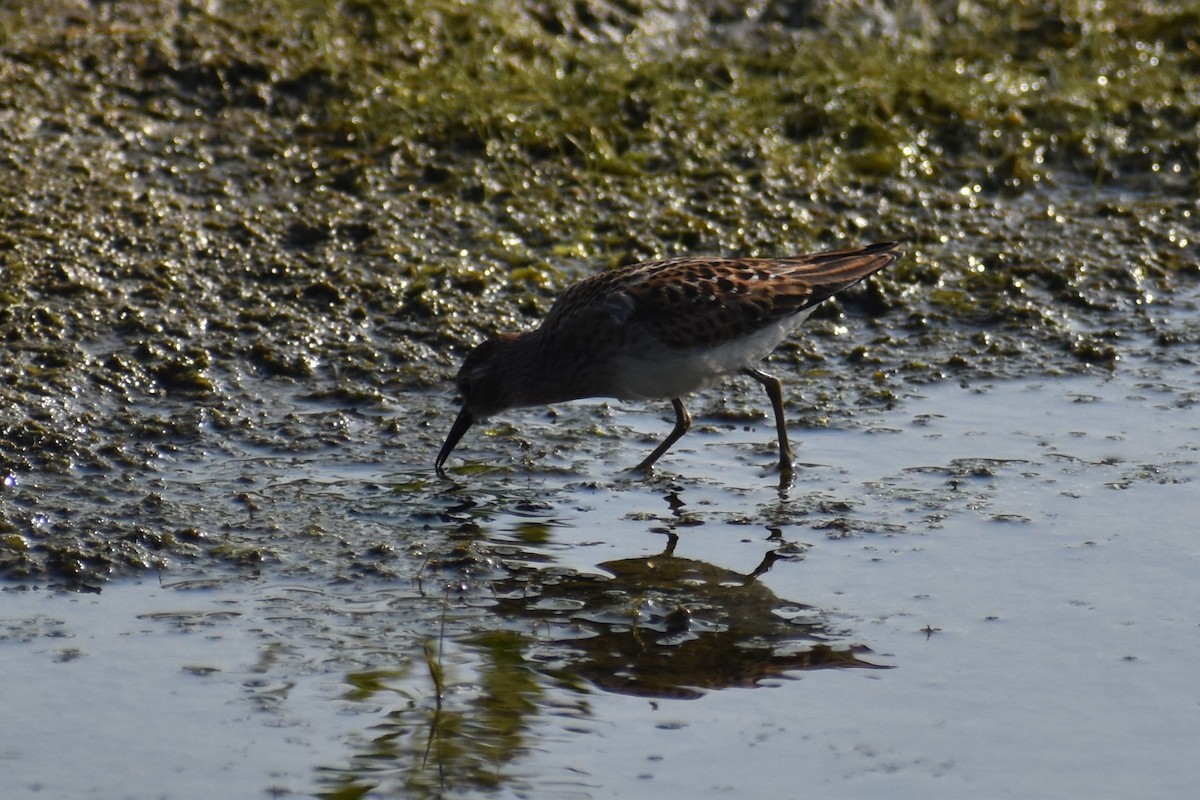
[
  {"x1": 741, "y1": 367, "x2": 795, "y2": 477},
  {"x1": 632, "y1": 397, "x2": 691, "y2": 473}
]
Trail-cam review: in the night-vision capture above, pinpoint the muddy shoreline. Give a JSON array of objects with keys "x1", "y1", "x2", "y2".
[{"x1": 2, "y1": 1, "x2": 1197, "y2": 583}]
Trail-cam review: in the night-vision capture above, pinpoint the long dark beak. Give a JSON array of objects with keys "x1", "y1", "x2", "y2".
[{"x1": 435, "y1": 405, "x2": 474, "y2": 475}]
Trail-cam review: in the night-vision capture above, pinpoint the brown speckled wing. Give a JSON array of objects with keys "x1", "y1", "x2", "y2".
[{"x1": 542, "y1": 242, "x2": 901, "y2": 349}]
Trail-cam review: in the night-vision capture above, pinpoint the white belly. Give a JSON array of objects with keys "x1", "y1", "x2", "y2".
[{"x1": 608, "y1": 310, "x2": 813, "y2": 400}]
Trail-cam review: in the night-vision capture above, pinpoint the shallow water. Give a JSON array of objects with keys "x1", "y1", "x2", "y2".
[{"x1": 4, "y1": 341, "x2": 1198, "y2": 799}]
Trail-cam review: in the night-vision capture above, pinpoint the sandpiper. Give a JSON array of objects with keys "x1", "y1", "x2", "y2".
[{"x1": 436, "y1": 242, "x2": 902, "y2": 477}]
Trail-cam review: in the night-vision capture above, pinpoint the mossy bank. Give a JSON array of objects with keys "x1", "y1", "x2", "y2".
[{"x1": 1, "y1": 0, "x2": 1197, "y2": 583}]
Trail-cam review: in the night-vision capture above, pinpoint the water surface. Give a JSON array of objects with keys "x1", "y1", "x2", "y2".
[{"x1": 5, "y1": 342, "x2": 1198, "y2": 799}]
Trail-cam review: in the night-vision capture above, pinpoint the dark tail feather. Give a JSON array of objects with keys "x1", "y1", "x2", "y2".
[{"x1": 779, "y1": 242, "x2": 902, "y2": 307}]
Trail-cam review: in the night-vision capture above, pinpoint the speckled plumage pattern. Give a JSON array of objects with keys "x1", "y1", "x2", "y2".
[{"x1": 437, "y1": 242, "x2": 902, "y2": 477}]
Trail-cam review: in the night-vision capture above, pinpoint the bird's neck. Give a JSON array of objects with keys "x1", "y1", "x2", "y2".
[{"x1": 500, "y1": 328, "x2": 611, "y2": 408}]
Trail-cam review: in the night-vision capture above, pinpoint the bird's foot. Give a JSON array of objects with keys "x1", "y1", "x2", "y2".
[
  {"x1": 768, "y1": 457, "x2": 796, "y2": 488},
  {"x1": 628, "y1": 460, "x2": 657, "y2": 477}
]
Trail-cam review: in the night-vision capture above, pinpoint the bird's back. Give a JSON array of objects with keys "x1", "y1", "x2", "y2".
[{"x1": 541, "y1": 242, "x2": 901, "y2": 351}]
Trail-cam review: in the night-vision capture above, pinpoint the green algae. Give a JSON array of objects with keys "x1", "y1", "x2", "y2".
[{"x1": 286, "y1": 1, "x2": 1198, "y2": 186}]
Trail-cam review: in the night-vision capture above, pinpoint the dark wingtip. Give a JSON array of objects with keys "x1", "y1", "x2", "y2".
[{"x1": 862, "y1": 241, "x2": 904, "y2": 259}]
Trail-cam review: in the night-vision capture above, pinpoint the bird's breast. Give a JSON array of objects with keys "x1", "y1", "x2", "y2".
[{"x1": 607, "y1": 313, "x2": 808, "y2": 400}]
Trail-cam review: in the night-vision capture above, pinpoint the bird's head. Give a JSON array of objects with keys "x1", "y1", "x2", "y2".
[{"x1": 435, "y1": 334, "x2": 522, "y2": 473}]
